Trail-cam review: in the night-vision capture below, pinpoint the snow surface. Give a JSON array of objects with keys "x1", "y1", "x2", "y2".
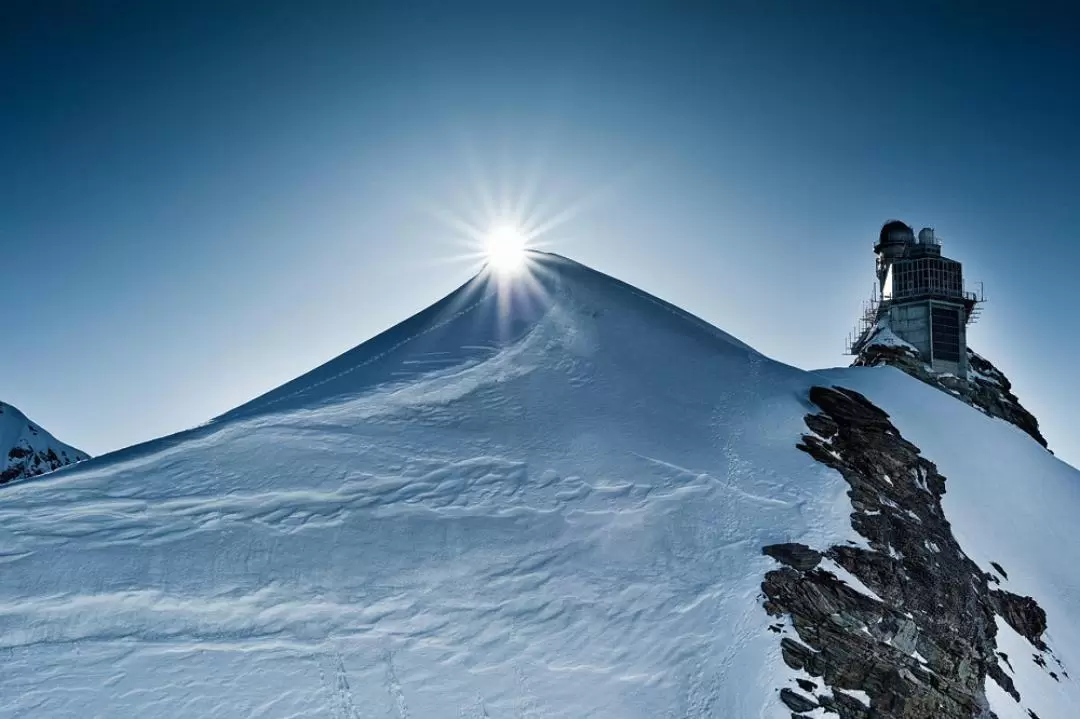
[
  {"x1": 864, "y1": 322, "x2": 917, "y2": 352},
  {"x1": 1, "y1": 253, "x2": 1076, "y2": 717},
  {"x1": 0, "y1": 254, "x2": 857, "y2": 718},
  {"x1": 987, "y1": 616, "x2": 1070, "y2": 719}
]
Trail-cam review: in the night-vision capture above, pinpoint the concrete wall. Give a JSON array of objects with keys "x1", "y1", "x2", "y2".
[
  {"x1": 888, "y1": 302, "x2": 931, "y2": 357},
  {"x1": 931, "y1": 358, "x2": 963, "y2": 376},
  {"x1": 887, "y1": 300, "x2": 968, "y2": 378}
]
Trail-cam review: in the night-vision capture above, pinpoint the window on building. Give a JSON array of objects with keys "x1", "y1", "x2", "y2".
[{"x1": 931, "y1": 307, "x2": 961, "y2": 362}]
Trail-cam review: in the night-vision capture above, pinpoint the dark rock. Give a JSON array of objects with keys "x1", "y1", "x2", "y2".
[
  {"x1": 804, "y1": 412, "x2": 839, "y2": 439},
  {"x1": 763, "y1": 543, "x2": 823, "y2": 572},
  {"x1": 988, "y1": 662, "x2": 1020, "y2": 702},
  {"x1": 833, "y1": 689, "x2": 872, "y2": 717},
  {"x1": 7, "y1": 446, "x2": 31, "y2": 460},
  {"x1": 780, "y1": 637, "x2": 815, "y2": 671},
  {"x1": 991, "y1": 590, "x2": 1048, "y2": 650},
  {"x1": 779, "y1": 688, "x2": 818, "y2": 713},
  {"x1": 797, "y1": 434, "x2": 842, "y2": 469},
  {"x1": 816, "y1": 689, "x2": 874, "y2": 719},
  {"x1": 0, "y1": 401, "x2": 89, "y2": 485},
  {"x1": 762, "y1": 384, "x2": 1059, "y2": 718},
  {"x1": 991, "y1": 561, "x2": 1009, "y2": 580},
  {"x1": 796, "y1": 678, "x2": 817, "y2": 693},
  {"x1": 807, "y1": 386, "x2": 891, "y2": 431},
  {"x1": 998, "y1": 651, "x2": 1013, "y2": 671}
]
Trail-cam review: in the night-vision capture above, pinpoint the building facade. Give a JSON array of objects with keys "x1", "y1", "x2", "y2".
[{"x1": 850, "y1": 221, "x2": 982, "y2": 378}]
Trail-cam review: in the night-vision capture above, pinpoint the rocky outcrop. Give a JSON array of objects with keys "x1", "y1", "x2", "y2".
[
  {"x1": 0, "y1": 401, "x2": 89, "y2": 484},
  {"x1": 853, "y1": 340, "x2": 1047, "y2": 448},
  {"x1": 763, "y1": 543, "x2": 823, "y2": 572},
  {"x1": 761, "y1": 386, "x2": 1065, "y2": 718},
  {"x1": 991, "y1": 590, "x2": 1049, "y2": 652}
]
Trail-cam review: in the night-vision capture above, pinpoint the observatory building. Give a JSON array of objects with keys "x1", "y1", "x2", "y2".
[{"x1": 848, "y1": 220, "x2": 983, "y2": 378}]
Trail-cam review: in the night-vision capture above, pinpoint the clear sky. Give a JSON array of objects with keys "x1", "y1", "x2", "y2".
[{"x1": 3, "y1": 2, "x2": 1078, "y2": 465}]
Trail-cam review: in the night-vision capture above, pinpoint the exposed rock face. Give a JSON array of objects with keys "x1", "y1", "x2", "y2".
[
  {"x1": 0, "y1": 401, "x2": 89, "y2": 484},
  {"x1": 763, "y1": 543, "x2": 823, "y2": 572},
  {"x1": 761, "y1": 385, "x2": 1066, "y2": 718},
  {"x1": 991, "y1": 590, "x2": 1049, "y2": 652},
  {"x1": 852, "y1": 339, "x2": 1047, "y2": 449}
]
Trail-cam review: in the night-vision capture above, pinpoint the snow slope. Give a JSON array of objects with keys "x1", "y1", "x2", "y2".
[
  {"x1": 0, "y1": 254, "x2": 856, "y2": 718},
  {"x1": 0, "y1": 400, "x2": 88, "y2": 484},
  {"x1": 0, "y1": 253, "x2": 1076, "y2": 717}
]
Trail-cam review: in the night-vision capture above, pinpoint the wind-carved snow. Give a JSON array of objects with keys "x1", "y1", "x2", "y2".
[
  {"x1": 4, "y1": 254, "x2": 1078, "y2": 717},
  {"x1": 0, "y1": 255, "x2": 856, "y2": 718}
]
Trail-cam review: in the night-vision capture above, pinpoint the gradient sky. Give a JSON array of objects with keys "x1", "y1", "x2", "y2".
[{"x1": 3, "y1": 2, "x2": 1078, "y2": 465}]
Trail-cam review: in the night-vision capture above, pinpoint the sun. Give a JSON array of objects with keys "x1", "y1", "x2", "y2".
[{"x1": 485, "y1": 224, "x2": 527, "y2": 272}]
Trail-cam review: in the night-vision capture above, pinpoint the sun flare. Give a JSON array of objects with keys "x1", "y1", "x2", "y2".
[{"x1": 485, "y1": 225, "x2": 527, "y2": 272}]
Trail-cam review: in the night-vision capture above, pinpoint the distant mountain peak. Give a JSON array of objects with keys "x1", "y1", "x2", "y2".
[{"x1": 0, "y1": 400, "x2": 89, "y2": 484}]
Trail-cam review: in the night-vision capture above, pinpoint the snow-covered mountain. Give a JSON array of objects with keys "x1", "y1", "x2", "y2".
[
  {"x1": 0, "y1": 400, "x2": 88, "y2": 484},
  {"x1": 1, "y1": 253, "x2": 1076, "y2": 718}
]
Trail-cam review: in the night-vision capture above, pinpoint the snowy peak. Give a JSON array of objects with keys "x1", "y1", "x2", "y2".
[
  {"x1": 0, "y1": 401, "x2": 89, "y2": 484},
  {"x1": 218, "y1": 251, "x2": 759, "y2": 423},
  {"x1": 852, "y1": 326, "x2": 1047, "y2": 448},
  {"x1": 0, "y1": 252, "x2": 838, "y2": 718}
]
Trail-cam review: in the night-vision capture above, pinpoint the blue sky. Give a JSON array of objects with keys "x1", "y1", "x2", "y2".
[{"x1": 2, "y1": 2, "x2": 1078, "y2": 464}]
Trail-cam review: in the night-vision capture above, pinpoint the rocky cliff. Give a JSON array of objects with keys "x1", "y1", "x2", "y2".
[
  {"x1": 761, "y1": 386, "x2": 1064, "y2": 718},
  {"x1": 852, "y1": 327, "x2": 1047, "y2": 448},
  {"x1": 0, "y1": 400, "x2": 89, "y2": 484}
]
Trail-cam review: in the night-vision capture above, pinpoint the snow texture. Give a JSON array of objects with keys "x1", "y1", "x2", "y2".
[
  {"x1": 0, "y1": 253, "x2": 1076, "y2": 717},
  {"x1": 0, "y1": 255, "x2": 856, "y2": 718},
  {"x1": 864, "y1": 322, "x2": 918, "y2": 353}
]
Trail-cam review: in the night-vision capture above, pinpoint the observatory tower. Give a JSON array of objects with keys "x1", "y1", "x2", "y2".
[{"x1": 848, "y1": 220, "x2": 983, "y2": 378}]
